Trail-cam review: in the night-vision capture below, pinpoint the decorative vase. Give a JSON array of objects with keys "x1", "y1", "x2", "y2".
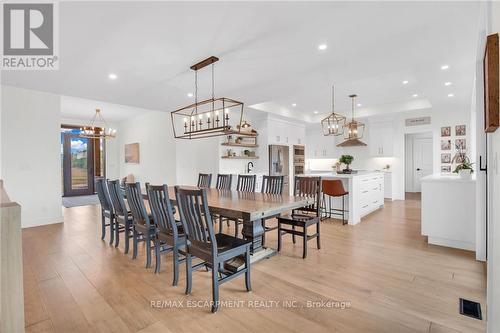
[{"x1": 458, "y1": 169, "x2": 472, "y2": 180}]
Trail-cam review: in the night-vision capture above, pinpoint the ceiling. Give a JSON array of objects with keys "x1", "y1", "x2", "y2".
[{"x1": 2, "y1": 1, "x2": 482, "y2": 122}]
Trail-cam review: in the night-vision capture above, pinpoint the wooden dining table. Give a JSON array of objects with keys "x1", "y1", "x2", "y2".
[{"x1": 141, "y1": 186, "x2": 315, "y2": 266}]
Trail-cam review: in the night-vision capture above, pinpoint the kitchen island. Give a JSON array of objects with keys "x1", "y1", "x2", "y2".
[{"x1": 303, "y1": 171, "x2": 384, "y2": 225}]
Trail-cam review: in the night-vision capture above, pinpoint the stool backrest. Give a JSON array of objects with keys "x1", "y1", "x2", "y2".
[
  {"x1": 175, "y1": 186, "x2": 217, "y2": 255},
  {"x1": 322, "y1": 179, "x2": 347, "y2": 197},
  {"x1": 261, "y1": 175, "x2": 284, "y2": 194},
  {"x1": 293, "y1": 176, "x2": 322, "y2": 216},
  {"x1": 236, "y1": 174, "x2": 256, "y2": 192},
  {"x1": 197, "y1": 173, "x2": 212, "y2": 188}
]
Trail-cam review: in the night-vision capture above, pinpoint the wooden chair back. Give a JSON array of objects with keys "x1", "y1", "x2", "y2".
[
  {"x1": 125, "y1": 182, "x2": 152, "y2": 228},
  {"x1": 216, "y1": 174, "x2": 232, "y2": 190},
  {"x1": 147, "y1": 184, "x2": 178, "y2": 237},
  {"x1": 107, "y1": 179, "x2": 127, "y2": 216},
  {"x1": 197, "y1": 173, "x2": 212, "y2": 188},
  {"x1": 293, "y1": 176, "x2": 322, "y2": 216},
  {"x1": 236, "y1": 174, "x2": 256, "y2": 192},
  {"x1": 95, "y1": 178, "x2": 113, "y2": 213},
  {"x1": 261, "y1": 175, "x2": 284, "y2": 194}
]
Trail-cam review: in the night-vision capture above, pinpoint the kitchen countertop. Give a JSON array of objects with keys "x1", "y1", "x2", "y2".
[
  {"x1": 421, "y1": 174, "x2": 476, "y2": 183},
  {"x1": 301, "y1": 171, "x2": 383, "y2": 179}
]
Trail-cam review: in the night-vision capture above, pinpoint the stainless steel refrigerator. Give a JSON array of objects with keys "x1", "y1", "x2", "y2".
[{"x1": 269, "y1": 145, "x2": 290, "y2": 194}]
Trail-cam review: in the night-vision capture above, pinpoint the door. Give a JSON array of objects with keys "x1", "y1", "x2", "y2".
[
  {"x1": 63, "y1": 133, "x2": 95, "y2": 196},
  {"x1": 413, "y1": 137, "x2": 433, "y2": 192}
]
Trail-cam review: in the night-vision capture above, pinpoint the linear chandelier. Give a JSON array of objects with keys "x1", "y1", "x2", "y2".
[
  {"x1": 321, "y1": 85, "x2": 346, "y2": 136},
  {"x1": 79, "y1": 108, "x2": 116, "y2": 139},
  {"x1": 171, "y1": 56, "x2": 245, "y2": 139}
]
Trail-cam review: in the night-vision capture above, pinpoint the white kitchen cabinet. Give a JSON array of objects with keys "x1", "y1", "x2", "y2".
[
  {"x1": 369, "y1": 121, "x2": 393, "y2": 157},
  {"x1": 306, "y1": 129, "x2": 338, "y2": 158},
  {"x1": 383, "y1": 172, "x2": 393, "y2": 200}
]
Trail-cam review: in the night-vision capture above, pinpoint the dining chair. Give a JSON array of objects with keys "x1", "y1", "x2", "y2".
[
  {"x1": 197, "y1": 173, "x2": 212, "y2": 188},
  {"x1": 277, "y1": 176, "x2": 322, "y2": 259},
  {"x1": 175, "y1": 186, "x2": 252, "y2": 313},
  {"x1": 215, "y1": 174, "x2": 232, "y2": 190},
  {"x1": 107, "y1": 179, "x2": 133, "y2": 253},
  {"x1": 222, "y1": 174, "x2": 256, "y2": 236},
  {"x1": 125, "y1": 182, "x2": 157, "y2": 268},
  {"x1": 95, "y1": 178, "x2": 115, "y2": 244},
  {"x1": 146, "y1": 184, "x2": 187, "y2": 285},
  {"x1": 261, "y1": 175, "x2": 284, "y2": 246}
]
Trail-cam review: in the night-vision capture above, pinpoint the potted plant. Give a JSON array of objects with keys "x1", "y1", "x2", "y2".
[
  {"x1": 339, "y1": 155, "x2": 354, "y2": 174},
  {"x1": 452, "y1": 148, "x2": 473, "y2": 180}
]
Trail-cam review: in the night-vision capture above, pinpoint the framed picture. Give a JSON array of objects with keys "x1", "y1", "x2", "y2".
[
  {"x1": 455, "y1": 125, "x2": 466, "y2": 136},
  {"x1": 125, "y1": 143, "x2": 140, "y2": 164},
  {"x1": 441, "y1": 140, "x2": 451, "y2": 150},
  {"x1": 441, "y1": 165, "x2": 451, "y2": 173},
  {"x1": 484, "y1": 33, "x2": 499, "y2": 133},
  {"x1": 455, "y1": 139, "x2": 466, "y2": 150},
  {"x1": 441, "y1": 126, "x2": 451, "y2": 137},
  {"x1": 441, "y1": 153, "x2": 451, "y2": 163}
]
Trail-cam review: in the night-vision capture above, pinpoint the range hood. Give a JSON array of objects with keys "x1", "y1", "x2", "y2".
[{"x1": 336, "y1": 138, "x2": 367, "y2": 147}]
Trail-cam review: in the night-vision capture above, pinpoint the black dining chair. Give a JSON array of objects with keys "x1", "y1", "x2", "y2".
[
  {"x1": 222, "y1": 174, "x2": 256, "y2": 237},
  {"x1": 95, "y1": 178, "x2": 115, "y2": 244},
  {"x1": 125, "y1": 182, "x2": 157, "y2": 268},
  {"x1": 277, "y1": 176, "x2": 322, "y2": 259},
  {"x1": 107, "y1": 179, "x2": 133, "y2": 253},
  {"x1": 175, "y1": 186, "x2": 252, "y2": 313},
  {"x1": 146, "y1": 184, "x2": 187, "y2": 285},
  {"x1": 215, "y1": 174, "x2": 232, "y2": 190},
  {"x1": 197, "y1": 173, "x2": 212, "y2": 188},
  {"x1": 261, "y1": 175, "x2": 284, "y2": 246}
]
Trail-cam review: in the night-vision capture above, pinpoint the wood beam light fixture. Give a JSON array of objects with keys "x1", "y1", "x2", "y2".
[
  {"x1": 171, "y1": 56, "x2": 245, "y2": 139},
  {"x1": 321, "y1": 85, "x2": 346, "y2": 136}
]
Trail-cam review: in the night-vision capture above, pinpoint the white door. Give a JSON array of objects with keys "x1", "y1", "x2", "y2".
[{"x1": 413, "y1": 137, "x2": 433, "y2": 192}]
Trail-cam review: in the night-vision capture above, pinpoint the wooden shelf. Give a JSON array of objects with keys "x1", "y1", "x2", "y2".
[
  {"x1": 225, "y1": 130, "x2": 258, "y2": 137},
  {"x1": 221, "y1": 142, "x2": 259, "y2": 148},
  {"x1": 221, "y1": 156, "x2": 259, "y2": 160}
]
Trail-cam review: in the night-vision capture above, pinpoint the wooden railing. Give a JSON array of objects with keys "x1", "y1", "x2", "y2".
[{"x1": 0, "y1": 180, "x2": 24, "y2": 333}]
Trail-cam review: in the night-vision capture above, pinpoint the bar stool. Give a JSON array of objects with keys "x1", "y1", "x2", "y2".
[{"x1": 322, "y1": 179, "x2": 349, "y2": 225}]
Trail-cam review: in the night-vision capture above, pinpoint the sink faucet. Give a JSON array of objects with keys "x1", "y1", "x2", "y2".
[{"x1": 246, "y1": 162, "x2": 254, "y2": 174}]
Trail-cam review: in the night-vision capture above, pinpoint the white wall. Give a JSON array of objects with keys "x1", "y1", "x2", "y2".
[
  {"x1": 1, "y1": 86, "x2": 63, "y2": 228},
  {"x1": 117, "y1": 111, "x2": 176, "y2": 185}
]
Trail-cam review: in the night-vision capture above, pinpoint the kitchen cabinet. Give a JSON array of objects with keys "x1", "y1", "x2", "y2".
[
  {"x1": 369, "y1": 121, "x2": 393, "y2": 157},
  {"x1": 306, "y1": 129, "x2": 338, "y2": 158}
]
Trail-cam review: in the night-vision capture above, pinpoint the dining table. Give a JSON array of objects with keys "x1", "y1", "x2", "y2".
[{"x1": 140, "y1": 186, "x2": 315, "y2": 269}]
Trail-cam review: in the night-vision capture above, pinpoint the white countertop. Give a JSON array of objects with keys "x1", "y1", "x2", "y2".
[
  {"x1": 421, "y1": 174, "x2": 476, "y2": 183},
  {"x1": 302, "y1": 171, "x2": 383, "y2": 179}
]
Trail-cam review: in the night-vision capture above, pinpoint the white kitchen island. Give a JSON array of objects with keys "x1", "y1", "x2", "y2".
[{"x1": 304, "y1": 171, "x2": 384, "y2": 225}]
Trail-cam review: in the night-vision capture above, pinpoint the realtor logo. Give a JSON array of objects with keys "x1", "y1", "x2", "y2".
[{"x1": 1, "y1": 2, "x2": 59, "y2": 70}]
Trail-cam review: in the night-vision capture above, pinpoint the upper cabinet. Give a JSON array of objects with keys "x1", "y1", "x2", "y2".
[
  {"x1": 369, "y1": 121, "x2": 393, "y2": 157},
  {"x1": 305, "y1": 126, "x2": 338, "y2": 159},
  {"x1": 268, "y1": 118, "x2": 305, "y2": 146}
]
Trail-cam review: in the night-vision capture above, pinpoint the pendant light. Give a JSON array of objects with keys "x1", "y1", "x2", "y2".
[
  {"x1": 79, "y1": 108, "x2": 116, "y2": 139},
  {"x1": 170, "y1": 56, "x2": 245, "y2": 139},
  {"x1": 337, "y1": 94, "x2": 367, "y2": 147},
  {"x1": 321, "y1": 85, "x2": 346, "y2": 136}
]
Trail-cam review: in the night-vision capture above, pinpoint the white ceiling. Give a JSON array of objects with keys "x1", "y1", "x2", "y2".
[{"x1": 2, "y1": 1, "x2": 482, "y2": 122}]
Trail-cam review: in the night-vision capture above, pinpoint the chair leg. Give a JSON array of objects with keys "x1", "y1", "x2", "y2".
[
  {"x1": 218, "y1": 216, "x2": 223, "y2": 234},
  {"x1": 277, "y1": 220, "x2": 282, "y2": 252},
  {"x1": 292, "y1": 225, "x2": 296, "y2": 244},
  {"x1": 114, "y1": 221, "x2": 120, "y2": 248},
  {"x1": 342, "y1": 195, "x2": 346, "y2": 225},
  {"x1": 234, "y1": 220, "x2": 239, "y2": 238},
  {"x1": 302, "y1": 226, "x2": 308, "y2": 259},
  {"x1": 245, "y1": 248, "x2": 252, "y2": 292},
  {"x1": 124, "y1": 222, "x2": 130, "y2": 254},
  {"x1": 211, "y1": 261, "x2": 219, "y2": 313},
  {"x1": 261, "y1": 219, "x2": 266, "y2": 246},
  {"x1": 101, "y1": 213, "x2": 106, "y2": 240},
  {"x1": 132, "y1": 228, "x2": 138, "y2": 259},
  {"x1": 154, "y1": 240, "x2": 161, "y2": 274},
  {"x1": 329, "y1": 196, "x2": 332, "y2": 218},
  {"x1": 316, "y1": 221, "x2": 321, "y2": 249},
  {"x1": 172, "y1": 246, "x2": 179, "y2": 286},
  {"x1": 109, "y1": 218, "x2": 115, "y2": 245},
  {"x1": 185, "y1": 253, "x2": 192, "y2": 295},
  {"x1": 146, "y1": 234, "x2": 152, "y2": 269}
]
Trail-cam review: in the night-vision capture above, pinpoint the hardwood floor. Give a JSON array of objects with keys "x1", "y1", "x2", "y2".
[{"x1": 22, "y1": 196, "x2": 486, "y2": 333}]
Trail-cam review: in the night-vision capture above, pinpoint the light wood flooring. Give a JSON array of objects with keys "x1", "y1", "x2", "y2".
[{"x1": 22, "y1": 196, "x2": 486, "y2": 333}]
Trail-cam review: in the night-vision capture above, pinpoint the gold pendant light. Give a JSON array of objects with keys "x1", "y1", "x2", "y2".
[
  {"x1": 321, "y1": 85, "x2": 346, "y2": 136},
  {"x1": 79, "y1": 108, "x2": 116, "y2": 139},
  {"x1": 337, "y1": 94, "x2": 366, "y2": 147}
]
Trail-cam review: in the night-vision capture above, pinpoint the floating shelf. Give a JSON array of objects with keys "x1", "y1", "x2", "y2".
[
  {"x1": 221, "y1": 156, "x2": 259, "y2": 159},
  {"x1": 221, "y1": 142, "x2": 259, "y2": 148},
  {"x1": 225, "y1": 130, "x2": 258, "y2": 137}
]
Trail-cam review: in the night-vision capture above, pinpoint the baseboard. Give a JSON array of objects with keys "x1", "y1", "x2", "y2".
[
  {"x1": 428, "y1": 236, "x2": 475, "y2": 251},
  {"x1": 22, "y1": 215, "x2": 63, "y2": 229}
]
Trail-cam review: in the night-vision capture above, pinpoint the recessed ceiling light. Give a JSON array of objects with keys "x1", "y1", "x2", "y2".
[
  {"x1": 187, "y1": 93, "x2": 194, "y2": 98},
  {"x1": 448, "y1": 93, "x2": 454, "y2": 97},
  {"x1": 313, "y1": 111, "x2": 319, "y2": 114},
  {"x1": 444, "y1": 82, "x2": 452, "y2": 86},
  {"x1": 108, "y1": 73, "x2": 117, "y2": 80},
  {"x1": 402, "y1": 80, "x2": 409, "y2": 85},
  {"x1": 441, "y1": 65, "x2": 450, "y2": 70},
  {"x1": 356, "y1": 103, "x2": 362, "y2": 107},
  {"x1": 318, "y1": 44, "x2": 327, "y2": 51},
  {"x1": 412, "y1": 94, "x2": 418, "y2": 98},
  {"x1": 292, "y1": 103, "x2": 297, "y2": 107}
]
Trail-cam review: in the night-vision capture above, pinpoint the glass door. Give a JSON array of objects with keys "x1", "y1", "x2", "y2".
[{"x1": 62, "y1": 133, "x2": 95, "y2": 196}]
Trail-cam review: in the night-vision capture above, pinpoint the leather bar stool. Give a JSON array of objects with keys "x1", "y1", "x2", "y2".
[{"x1": 321, "y1": 179, "x2": 349, "y2": 225}]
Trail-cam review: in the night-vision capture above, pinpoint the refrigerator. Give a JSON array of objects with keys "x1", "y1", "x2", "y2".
[{"x1": 269, "y1": 145, "x2": 290, "y2": 195}]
